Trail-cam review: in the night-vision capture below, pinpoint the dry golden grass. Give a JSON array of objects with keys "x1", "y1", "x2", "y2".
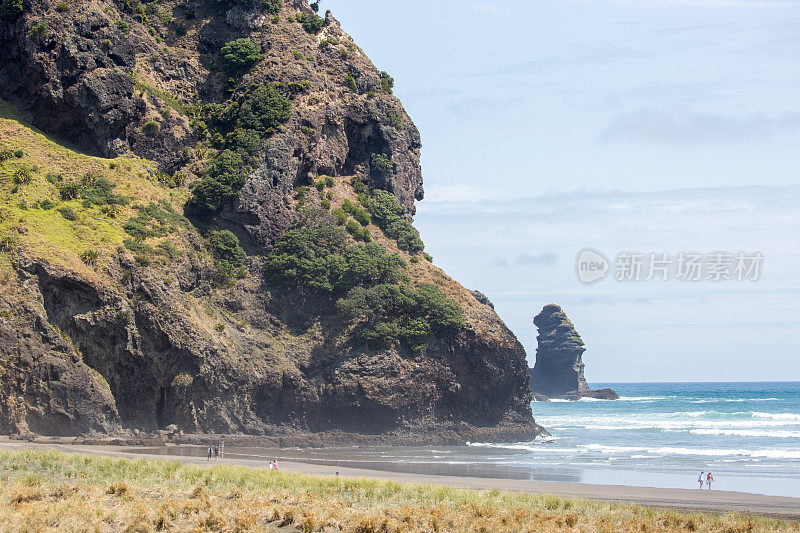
[{"x1": 0, "y1": 449, "x2": 796, "y2": 532}]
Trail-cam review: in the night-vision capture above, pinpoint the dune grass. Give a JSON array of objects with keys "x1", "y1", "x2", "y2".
[{"x1": 0, "y1": 449, "x2": 796, "y2": 532}]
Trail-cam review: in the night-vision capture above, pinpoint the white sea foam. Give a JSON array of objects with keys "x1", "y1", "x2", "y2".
[
  {"x1": 617, "y1": 396, "x2": 669, "y2": 401},
  {"x1": 688, "y1": 429, "x2": 800, "y2": 438},
  {"x1": 577, "y1": 444, "x2": 800, "y2": 460}
]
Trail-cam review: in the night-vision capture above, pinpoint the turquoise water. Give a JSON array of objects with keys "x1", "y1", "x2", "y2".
[{"x1": 508, "y1": 382, "x2": 800, "y2": 496}]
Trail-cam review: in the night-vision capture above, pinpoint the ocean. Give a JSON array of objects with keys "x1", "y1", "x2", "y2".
[
  {"x1": 139, "y1": 382, "x2": 800, "y2": 498},
  {"x1": 503, "y1": 382, "x2": 800, "y2": 497}
]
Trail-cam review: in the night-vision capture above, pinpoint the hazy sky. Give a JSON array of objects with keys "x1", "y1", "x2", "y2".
[{"x1": 328, "y1": 0, "x2": 800, "y2": 381}]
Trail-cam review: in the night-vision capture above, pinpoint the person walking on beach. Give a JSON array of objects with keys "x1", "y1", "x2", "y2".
[
  {"x1": 207, "y1": 446, "x2": 212, "y2": 461},
  {"x1": 698, "y1": 471, "x2": 704, "y2": 490},
  {"x1": 220, "y1": 442, "x2": 224, "y2": 459},
  {"x1": 213, "y1": 445, "x2": 219, "y2": 461},
  {"x1": 706, "y1": 472, "x2": 713, "y2": 490}
]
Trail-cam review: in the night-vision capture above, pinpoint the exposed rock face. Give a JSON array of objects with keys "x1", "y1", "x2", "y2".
[
  {"x1": 0, "y1": 0, "x2": 541, "y2": 441},
  {"x1": 529, "y1": 304, "x2": 618, "y2": 401}
]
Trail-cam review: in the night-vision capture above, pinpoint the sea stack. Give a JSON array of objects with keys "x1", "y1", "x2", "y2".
[{"x1": 529, "y1": 304, "x2": 618, "y2": 400}]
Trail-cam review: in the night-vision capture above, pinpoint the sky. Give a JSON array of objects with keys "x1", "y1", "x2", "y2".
[{"x1": 326, "y1": 0, "x2": 800, "y2": 381}]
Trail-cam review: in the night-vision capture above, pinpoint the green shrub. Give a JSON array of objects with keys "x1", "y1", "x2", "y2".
[
  {"x1": 319, "y1": 37, "x2": 338, "y2": 49},
  {"x1": 369, "y1": 153, "x2": 393, "y2": 176},
  {"x1": 58, "y1": 182, "x2": 79, "y2": 200},
  {"x1": 424, "y1": 252, "x2": 433, "y2": 262},
  {"x1": 0, "y1": 0, "x2": 23, "y2": 21},
  {"x1": 345, "y1": 219, "x2": 360, "y2": 237},
  {"x1": 314, "y1": 179, "x2": 325, "y2": 191},
  {"x1": 37, "y1": 199, "x2": 56, "y2": 210},
  {"x1": 124, "y1": 203, "x2": 185, "y2": 239},
  {"x1": 54, "y1": 1, "x2": 69, "y2": 11},
  {"x1": 352, "y1": 207, "x2": 370, "y2": 227},
  {"x1": 57, "y1": 206, "x2": 77, "y2": 221},
  {"x1": 380, "y1": 71, "x2": 394, "y2": 94},
  {"x1": 0, "y1": 235, "x2": 17, "y2": 253},
  {"x1": 324, "y1": 176, "x2": 334, "y2": 187},
  {"x1": 386, "y1": 110, "x2": 403, "y2": 129},
  {"x1": 320, "y1": 199, "x2": 331, "y2": 210},
  {"x1": 369, "y1": 189, "x2": 424, "y2": 253},
  {"x1": 142, "y1": 120, "x2": 161, "y2": 136},
  {"x1": 156, "y1": 241, "x2": 178, "y2": 259},
  {"x1": 223, "y1": 0, "x2": 281, "y2": 14},
  {"x1": 80, "y1": 250, "x2": 99, "y2": 266},
  {"x1": 13, "y1": 149, "x2": 23, "y2": 158},
  {"x1": 227, "y1": 128, "x2": 262, "y2": 156},
  {"x1": 12, "y1": 169, "x2": 32, "y2": 185},
  {"x1": 197, "y1": 83, "x2": 291, "y2": 146},
  {"x1": 410, "y1": 256, "x2": 419, "y2": 264},
  {"x1": 0, "y1": 150, "x2": 14, "y2": 162},
  {"x1": 208, "y1": 230, "x2": 246, "y2": 267},
  {"x1": 185, "y1": 149, "x2": 247, "y2": 219},
  {"x1": 292, "y1": 50, "x2": 303, "y2": 60},
  {"x1": 331, "y1": 208, "x2": 347, "y2": 225},
  {"x1": 344, "y1": 73, "x2": 357, "y2": 93},
  {"x1": 115, "y1": 20, "x2": 130, "y2": 33},
  {"x1": 295, "y1": 12, "x2": 324, "y2": 34},
  {"x1": 220, "y1": 39, "x2": 263, "y2": 73},
  {"x1": 27, "y1": 21, "x2": 49, "y2": 39},
  {"x1": 286, "y1": 81, "x2": 310, "y2": 96},
  {"x1": 337, "y1": 283, "x2": 462, "y2": 349},
  {"x1": 79, "y1": 176, "x2": 130, "y2": 207},
  {"x1": 356, "y1": 227, "x2": 371, "y2": 243},
  {"x1": 264, "y1": 218, "x2": 405, "y2": 296}
]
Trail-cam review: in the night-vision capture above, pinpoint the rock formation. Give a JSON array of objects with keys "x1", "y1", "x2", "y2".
[
  {"x1": 529, "y1": 304, "x2": 618, "y2": 401},
  {"x1": 0, "y1": 0, "x2": 542, "y2": 442}
]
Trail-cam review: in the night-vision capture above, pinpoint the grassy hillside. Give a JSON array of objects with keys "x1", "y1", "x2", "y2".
[
  {"x1": 0, "y1": 100, "x2": 193, "y2": 295},
  {"x1": 0, "y1": 449, "x2": 794, "y2": 532}
]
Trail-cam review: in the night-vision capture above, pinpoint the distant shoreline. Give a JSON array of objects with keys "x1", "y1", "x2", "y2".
[{"x1": 2, "y1": 438, "x2": 799, "y2": 520}]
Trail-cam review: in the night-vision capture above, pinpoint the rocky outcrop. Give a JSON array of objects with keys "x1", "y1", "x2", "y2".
[
  {"x1": 529, "y1": 304, "x2": 618, "y2": 401},
  {"x1": 0, "y1": 0, "x2": 541, "y2": 441}
]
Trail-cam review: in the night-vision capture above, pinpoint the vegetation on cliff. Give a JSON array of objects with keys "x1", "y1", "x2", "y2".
[
  {"x1": 263, "y1": 206, "x2": 461, "y2": 349},
  {"x1": 0, "y1": 0, "x2": 536, "y2": 438},
  {"x1": 1, "y1": 449, "x2": 793, "y2": 532}
]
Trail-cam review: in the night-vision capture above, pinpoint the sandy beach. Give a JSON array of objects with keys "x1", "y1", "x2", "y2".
[{"x1": 2, "y1": 438, "x2": 798, "y2": 521}]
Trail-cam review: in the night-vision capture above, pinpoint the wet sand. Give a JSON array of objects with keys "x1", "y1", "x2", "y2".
[{"x1": 2, "y1": 439, "x2": 799, "y2": 520}]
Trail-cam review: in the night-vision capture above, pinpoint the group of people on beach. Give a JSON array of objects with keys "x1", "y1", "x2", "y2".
[
  {"x1": 206, "y1": 442, "x2": 224, "y2": 461},
  {"x1": 698, "y1": 471, "x2": 714, "y2": 490},
  {"x1": 205, "y1": 443, "x2": 279, "y2": 471}
]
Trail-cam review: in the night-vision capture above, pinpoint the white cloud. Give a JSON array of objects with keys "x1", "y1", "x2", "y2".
[
  {"x1": 601, "y1": 109, "x2": 800, "y2": 146},
  {"x1": 610, "y1": 0, "x2": 788, "y2": 7},
  {"x1": 423, "y1": 184, "x2": 506, "y2": 202}
]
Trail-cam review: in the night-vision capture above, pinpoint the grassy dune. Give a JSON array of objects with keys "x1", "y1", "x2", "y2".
[{"x1": 0, "y1": 450, "x2": 796, "y2": 532}]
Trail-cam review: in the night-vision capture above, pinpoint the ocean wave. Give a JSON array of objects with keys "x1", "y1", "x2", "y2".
[
  {"x1": 577, "y1": 444, "x2": 800, "y2": 460},
  {"x1": 535, "y1": 413, "x2": 800, "y2": 430},
  {"x1": 466, "y1": 442, "x2": 578, "y2": 454},
  {"x1": 617, "y1": 396, "x2": 668, "y2": 401},
  {"x1": 688, "y1": 429, "x2": 800, "y2": 438},
  {"x1": 752, "y1": 412, "x2": 800, "y2": 420}
]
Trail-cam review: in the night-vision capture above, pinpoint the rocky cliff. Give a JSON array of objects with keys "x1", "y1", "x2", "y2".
[
  {"x1": 0, "y1": 0, "x2": 540, "y2": 441},
  {"x1": 529, "y1": 304, "x2": 618, "y2": 401}
]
